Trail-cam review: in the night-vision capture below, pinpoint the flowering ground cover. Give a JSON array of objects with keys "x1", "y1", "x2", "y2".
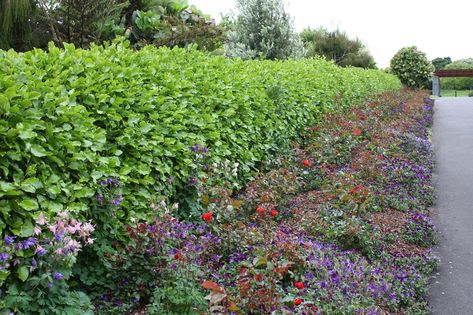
[{"x1": 0, "y1": 89, "x2": 437, "y2": 314}]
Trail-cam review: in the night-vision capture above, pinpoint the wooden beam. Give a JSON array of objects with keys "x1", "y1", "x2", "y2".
[{"x1": 435, "y1": 69, "x2": 473, "y2": 77}]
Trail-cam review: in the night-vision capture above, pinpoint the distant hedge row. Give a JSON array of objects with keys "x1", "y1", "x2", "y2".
[{"x1": 0, "y1": 40, "x2": 401, "y2": 234}]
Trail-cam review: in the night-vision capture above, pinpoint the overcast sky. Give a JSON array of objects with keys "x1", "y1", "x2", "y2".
[{"x1": 189, "y1": 0, "x2": 472, "y2": 68}]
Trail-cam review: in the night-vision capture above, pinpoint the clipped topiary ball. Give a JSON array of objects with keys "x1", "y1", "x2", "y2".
[{"x1": 390, "y1": 46, "x2": 434, "y2": 88}]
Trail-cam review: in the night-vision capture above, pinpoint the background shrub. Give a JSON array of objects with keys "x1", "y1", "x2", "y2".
[
  {"x1": 300, "y1": 27, "x2": 376, "y2": 69},
  {"x1": 225, "y1": 0, "x2": 304, "y2": 60},
  {"x1": 390, "y1": 46, "x2": 434, "y2": 88},
  {"x1": 442, "y1": 58, "x2": 473, "y2": 90},
  {"x1": 0, "y1": 39, "x2": 401, "y2": 236}
]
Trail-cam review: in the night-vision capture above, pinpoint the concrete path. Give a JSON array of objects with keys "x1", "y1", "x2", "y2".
[{"x1": 429, "y1": 97, "x2": 473, "y2": 314}]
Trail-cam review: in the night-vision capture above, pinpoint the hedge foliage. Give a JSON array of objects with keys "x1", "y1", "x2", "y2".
[{"x1": 0, "y1": 40, "x2": 401, "y2": 235}]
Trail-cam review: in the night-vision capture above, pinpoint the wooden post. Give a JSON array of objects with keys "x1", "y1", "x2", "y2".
[{"x1": 433, "y1": 76, "x2": 440, "y2": 97}]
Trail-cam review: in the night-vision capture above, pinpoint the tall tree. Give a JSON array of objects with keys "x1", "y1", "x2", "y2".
[
  {"x1": 301, "y1": 27, "x2": 376, "y2": 69},
  {"x1": 432, "y1": 57, "x2": 452, "y2": 71}
]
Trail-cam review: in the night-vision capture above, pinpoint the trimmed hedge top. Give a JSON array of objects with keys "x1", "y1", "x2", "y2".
[{"x1": 0, "y1": 41, "x2": 401, "y2": 235}]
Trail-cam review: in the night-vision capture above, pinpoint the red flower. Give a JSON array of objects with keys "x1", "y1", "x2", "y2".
[
  {"x1": 202, "y1": 212, "x2": 212, "y2": 222},
  {"x1": 256, "y1": 207, "x2": 265, "y2": 214},
  {"x1": 294, "y1": 282, "x2": 304, "y2": 290},
  {"x1": 294, "y1": 298, "x2": 303, "y2": 306},
  {"x1": 270, "y1": 209, "x2": 278, "y2": 217},
  {"x1": 255, "y1": 273, "x2": 263, "y2": 282},
  {"x1": 174, "y1": 251, "x2": 181, "y2": 260},
  {"x1": 352, "y1": 127, "x2": 362, "y2": 136},
  {"x1": 303, "y1": 159, "x2": 312, "y2": 167},
  {"x1": 376, "y1": 154, "x2": 384, "y2": 160}
]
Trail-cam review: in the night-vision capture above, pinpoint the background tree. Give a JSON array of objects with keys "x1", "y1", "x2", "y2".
[
  {"x1": 432, "y1": 57, "x2": 452, "y2": 71},
  {"x1": 1, "y1": 0, "x2": 224, "y2": 51},
  {"x1": 300, "y1": 27, "x2": 376, "y2": 69},
  {"x1": 225, "y1": 0, "x2": 304, "y2": 60},
  {"x1": 0, "y1": 0, "x2": 36, "y2": 50},
  {"x1": 390, "y1": 46, "x2": 434, "y2": 88},
  {"x1": 123, "y1": 0, "x2": 224, "y2": 50},
  {"x1": 442, "y1": 58, "x2": 473, "y2": 90}
]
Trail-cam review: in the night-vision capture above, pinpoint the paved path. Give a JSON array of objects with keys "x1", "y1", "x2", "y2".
[{"x1": 429, "y1": 97, "x2": 473, "y2": 314}]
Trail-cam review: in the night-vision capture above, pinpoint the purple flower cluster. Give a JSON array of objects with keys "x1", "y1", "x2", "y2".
[
  {"x1": 190, "y1": 143, "x2": 208, "y2": 154},
  {"x1": 96, "y1": 177, "x2": 123, "y2": 207},
  {"x1": 98, "y1": 178, "x2": 121, "y2": 187},
  {"x1": 405, "y1": 212, "x2": 437, "y2": 247},
  {"x1": 375, "y1": 156, "x2": 433, "y2": 211}
]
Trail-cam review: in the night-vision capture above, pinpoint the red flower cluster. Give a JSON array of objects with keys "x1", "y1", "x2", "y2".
[
  {"x1": 202, "y1": 212, "x2": 212, "y2": 222},
  {"x1": 294, "y1": 282, "x2": 304, "y2": 290},
  {"x1": 303, "y1": 159, "x2": 312, "y2": 167},
  {"x1": 294, "y1": 298, "x2": 303, "y2": 306},
  {"x1": 174, "y1": 251, "x2": 181, "y2": 260},
  {"x1": 256, "y1": 207, "x2": 265, "y2": 214},
  {"x1": 270, "y1": 209, "x2": 278, "y2": 217},
  {"x1": 350, "y1": 185, "x2": 369, "y2": 196},
  {"x1": 352, "y1": 127, "x2": 363, "y2": 136}
]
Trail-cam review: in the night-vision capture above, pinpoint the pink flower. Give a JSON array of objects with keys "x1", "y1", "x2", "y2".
[
  {"x1": 36, "y1": 212, "x2": 47, "y2": 225},
  {"x1": 33, "y1": 225, "x2": 42, "y2": 236},
  {"x1": 58, "y1": 211, "x2": 69, "y2": 219},
  {"x1": 48, "y1": 225, "x2": 57, "y2": 234}
]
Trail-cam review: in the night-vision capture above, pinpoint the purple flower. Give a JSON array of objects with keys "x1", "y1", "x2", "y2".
[
  {"x1": 329, "y1": 270, "x2": 340, "y2": 286},
  {"x1": 21, "y1": 237, "x2": 37, "y2": 250},
  {"x1": 97, "y1": 195, "x2": 104, "y2": 203},
  {"x1": 31, "y1": 258, "x2": 38, "y2": 267},
  {"x1": 98, "y1": 180, "x2": 105, "y2": 186},
  {"x1": 5, "y1": 235, "x2": 15, "y2": 246},
  {"x1": 53, "y1": 272, "x2": 63, "y2": 281},
  {"x1": 188, "y1": 177, "x2": 198, "y2": 186},
  {"x1": 0, "y1": 253, "x2": 9, "y2": 261},
  {"x1": 48, "y1": 282, "x2": 53, "y2": 289},
  {"x1": 112, "y1": 198, "x2": 122, "y2": 206},
  {"x1": 54, "y1": 231, "x2": 65, "y2": 241}
]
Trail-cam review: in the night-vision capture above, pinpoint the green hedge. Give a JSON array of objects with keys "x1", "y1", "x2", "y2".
[{"x1": 0, "y1": 40, "x2": 401, "y2": 234}]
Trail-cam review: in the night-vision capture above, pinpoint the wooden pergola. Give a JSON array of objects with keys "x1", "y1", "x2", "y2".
[{"x1": 433, "y1": 69, "x2": 473, "y2": 96}]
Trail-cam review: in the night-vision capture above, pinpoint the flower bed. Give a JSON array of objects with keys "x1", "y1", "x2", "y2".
[{"x1": 1, "y1": 88, "x2": 436, "y2": 314}]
